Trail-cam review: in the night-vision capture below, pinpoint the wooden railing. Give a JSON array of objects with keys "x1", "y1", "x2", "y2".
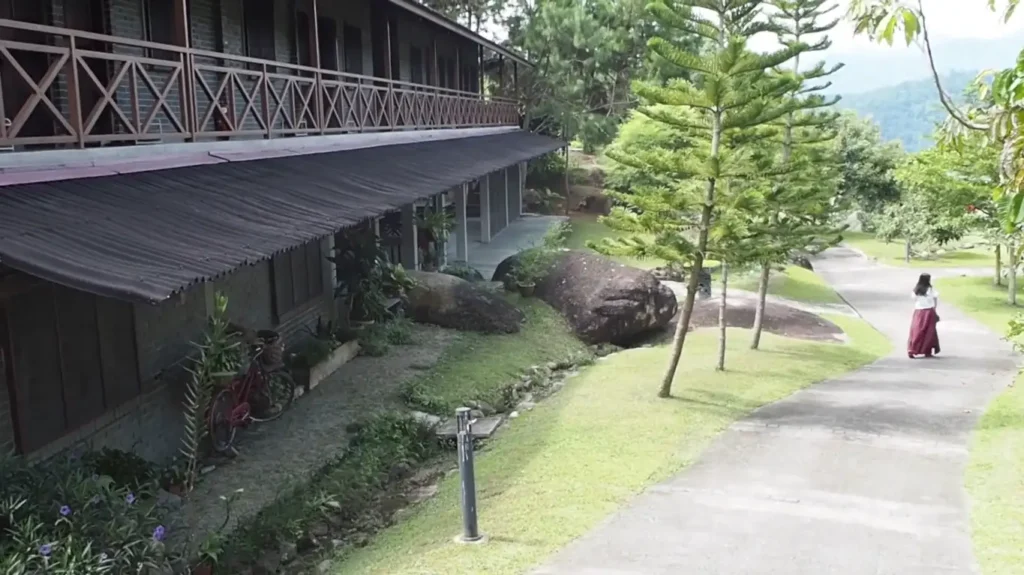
[{"x1": 0, "y1": 18, "x2": 520, "y2": 150}]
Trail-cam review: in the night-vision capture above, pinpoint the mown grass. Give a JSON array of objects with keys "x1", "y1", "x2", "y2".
[
  {"x1": 732, "y1": 265, "x2": 844, "y2": 305},
  {"x1": 934, "y1": 276, "x2": 1024, "y2": 339},
  {"x1": 564, "y1": 214, "x2": 663, "y2": 270},
  {"x1": 936, "y1": 275, "x2": 1024, "y2": 575},
  {"x1": 966, "y1": 371, "x2": 1024, "y2": 575},
  {"x1": 842, "y1": 231, "x2": 995, "y2": 268},
  {"x1": 401, "y1": 297, "x2": 590, "y2": 415},
  {"x1": 326, "y1": 316, "x2": 890, "y2": 575}
]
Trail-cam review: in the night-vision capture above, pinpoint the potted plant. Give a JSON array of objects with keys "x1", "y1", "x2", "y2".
[
  {"x1": 417, "y1": 207, "x2": 455, "y2": 244},
  {"x1": 512, "y1": 247, "x2": 554, "y2": 297}
]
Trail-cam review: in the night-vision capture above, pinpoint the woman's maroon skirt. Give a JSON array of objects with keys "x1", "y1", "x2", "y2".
[{"x1": 908, "y1": 307, "x2": 940, "y2": 358}]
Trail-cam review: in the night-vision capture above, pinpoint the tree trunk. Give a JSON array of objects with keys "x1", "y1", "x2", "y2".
[
  {"x1": 750, "y1": 262, "x2": 771, "y2": 350},
  {"x1": 1010, "y1": 241, "x2": 1018, "y2": 306},
  {"x1": 659, "y1": 112, "x2": 721, "y2": 397},
  {"x1": 716, "y1": 261, "x2": 729, "y2": 371},
  {"x1": 904, "y1": 239, "x2": 912, "y2": 263},
  {"x1": 995, "y1": 244, "x2": 1003, "y2": 286}
]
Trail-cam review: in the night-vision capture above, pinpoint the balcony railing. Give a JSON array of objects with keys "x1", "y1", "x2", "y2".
[{"x1": 0, "y1": 18, "x2": 520, "y2": 150}]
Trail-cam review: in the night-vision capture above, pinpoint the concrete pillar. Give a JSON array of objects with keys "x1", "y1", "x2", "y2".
[
  {"x1": 454, "y1": 183, "x2": 469, "y2": 261},
  {"x1": 502, "y1": 168, "x2": 511, "y2": 229},
  {"x1": 517, "y1": 161, "x2": 526, "y2": 217},
  {"x1": 479, "y1": 177, "x2": 491, "y2": 244},
  {"x1": 400, "y1": 204, "x2": 419, "y2": 270},
  {"x1": 435, "y1": 193, "x2": 448, "y2": 268}
]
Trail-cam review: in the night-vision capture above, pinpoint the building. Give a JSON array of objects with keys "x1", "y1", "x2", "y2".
[{"x1": 0, "y1": 0, "x2": 563, "y2": 461}]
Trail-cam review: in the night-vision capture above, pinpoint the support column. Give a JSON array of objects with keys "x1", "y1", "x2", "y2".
[
  {"x1": 518, "y1": 161, "x2": 526, "y2": 217},
  {"x1": 400, "y1": 204, "x2": 418, "y2": 270},
  {"x1": 503, "y1": 167, "x2": 512, "y2": 228},
  {"x1": 435, "y1": 193, "x2": 448, "y2": 268},
  {"x1": 479, "y1": 177, "x2": 491, "y2": 244},
  {"x1": 455, "y1": 183, "x2": 469, "y2": 262}
]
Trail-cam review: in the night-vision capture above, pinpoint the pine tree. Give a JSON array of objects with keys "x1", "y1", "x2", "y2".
[
  {"x1": 601, "y1": 0, "x2": 808, "y2": 397},
  {"x1": 749, "y1": 0, "x2": 845, "y2": 350}
]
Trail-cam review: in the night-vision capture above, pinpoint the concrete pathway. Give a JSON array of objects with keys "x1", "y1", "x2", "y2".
[
  {"x1": 534, "y1": 247, "x2": 1019, "y2": 575},
  {"x1": 446, "y1": 213, "x2": 567, "y2": 280}
]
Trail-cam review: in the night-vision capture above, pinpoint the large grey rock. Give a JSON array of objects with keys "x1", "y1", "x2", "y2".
[
  {"x1": 406, "y1": 271, "x2": 524, "y2": 334},
  {"x1": 494, "y1": 250, "x2": 678, "y2": 345}
]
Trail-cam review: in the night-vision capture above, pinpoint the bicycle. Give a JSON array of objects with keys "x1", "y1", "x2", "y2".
[{"x1": 208, "y1": 329, "x2": 296, "y2": 454}]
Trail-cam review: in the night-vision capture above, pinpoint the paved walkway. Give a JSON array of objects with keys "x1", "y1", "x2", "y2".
[
  {"x1": 535, "y1": 247, "x2": 1019, "y2": 575},
  {"x1": 446, "y1": 213, "x2": 567, "y2": 280}
]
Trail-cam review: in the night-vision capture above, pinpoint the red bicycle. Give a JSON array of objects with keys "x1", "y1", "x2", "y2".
[{"x1": 208, "y1": 330, "x2": 296, "y2": 454}]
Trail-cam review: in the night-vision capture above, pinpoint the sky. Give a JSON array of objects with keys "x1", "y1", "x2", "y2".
[
  {"x1": 484, "y1": 0, "x2": 1024, "y2": 54},
  {"x1": 752, "y1": 0, "x2": 1024, "y2": 55}
]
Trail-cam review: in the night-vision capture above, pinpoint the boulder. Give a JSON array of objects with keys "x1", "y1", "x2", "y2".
[
  {"x1": 789, "y1": 252, "x2": 814, "y2": 271},
  {"x1": 494, "y1": 250, "x2": 678, "y2": 344},
  {"x1": 406, "y1": 271, "x2": 524, "y2": 334}
]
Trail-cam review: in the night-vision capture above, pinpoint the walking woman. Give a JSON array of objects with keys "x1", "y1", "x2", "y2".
[{"x1": 908, "y1": 273, "x2": 940, "y2": 359}]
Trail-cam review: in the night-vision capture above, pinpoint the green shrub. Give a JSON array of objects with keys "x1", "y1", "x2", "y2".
[
  {"x1": 358, "y1": 324, "x2": 391, "y2": 357},
  {"x1": 385, "y1": 318, "x2": 414, "y2": 345},
  {"x1": 0, "y1": 452, "x2": 172, "y2": 574},
  {"x1": 221, "y1": 413, "x2": 439, "y2": 566},
  {"x1": 441, "y1": 263, "x2": 484, "y2": 282},
  {"x1": 288, "y1": 337, "x2": 338, "y2": 369}
]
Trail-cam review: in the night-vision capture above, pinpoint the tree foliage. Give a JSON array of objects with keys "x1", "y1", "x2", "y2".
[
  {"x1": 833, "y1": 112, "x2": 903, "y2": 218},
  {"x1": 599, "y1": 0, "x2": 841, "y2": 395},
  {"x1": 507, "y1": 0, "x2": 703, "y2": 150}
]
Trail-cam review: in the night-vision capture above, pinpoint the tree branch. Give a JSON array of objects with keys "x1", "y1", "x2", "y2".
[{"x1": 916, "y1": 0, "x2": 987, "y2": 131}]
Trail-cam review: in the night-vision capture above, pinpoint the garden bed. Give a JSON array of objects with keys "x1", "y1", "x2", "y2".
[{"x1": 293, "y1": 339, "x2": 361, "y2": 397}]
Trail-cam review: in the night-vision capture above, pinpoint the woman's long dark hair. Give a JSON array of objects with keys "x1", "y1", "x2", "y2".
[{"x1": 914, "y1": 273, "x2": 932, "y2": 296}]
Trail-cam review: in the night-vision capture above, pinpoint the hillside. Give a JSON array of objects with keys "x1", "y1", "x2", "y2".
[{"x1": 836, "y1": 71, "x2": 976, "y2": 153}]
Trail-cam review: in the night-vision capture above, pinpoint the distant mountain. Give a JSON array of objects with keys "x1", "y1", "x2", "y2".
[
  {"x1": 825, "y1": 33, "x2": 1024, "y2": 96},
  {"x1": 835, "y1": 71, "x2": 976, "y2": 153}
]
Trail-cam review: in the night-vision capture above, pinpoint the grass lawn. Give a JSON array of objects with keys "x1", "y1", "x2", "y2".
[
  {"x1": 564, "y1": 214, "x2": 663, "y2": 270},
  {"x1": 966, "y1": 371, "x2": 1024, "y2": 575},
  {"x1": 328, "y1": 317, "x2": 890, "y2": 575},
  {"x1": 402, "y1": 297, "x2": 589, "y2": 415},
  {"x1": 933, "y1": 276, "x2": 1024, "y2": 338},
  {"x1": 732, "y1": 265, "x2": 844, "y2": 306},
  {"x1": 935, "y1": 275, "x2": 1024, "y2": 574},
  {"x1": 843, "y1": 231, "x2": 995, "y2": 269}
]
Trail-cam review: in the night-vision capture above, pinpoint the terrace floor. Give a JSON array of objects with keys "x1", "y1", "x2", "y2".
[{"x1": 447, "y1": 213, "x2": 568, "y2": 280}]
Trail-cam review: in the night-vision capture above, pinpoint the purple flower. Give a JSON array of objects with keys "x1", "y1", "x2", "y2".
[
  {"x1": 59, "y1": 505, "x2": 71, "y2": 517},
  {"x1": 125, "y1": 492, "x2": 136, "y2": 505},
  {"x1": 39, "y1": 544, "x2": 51, "y2": 557},
  {"x1": 152, "y1": 525, "x2": 166, "y2": 542}
]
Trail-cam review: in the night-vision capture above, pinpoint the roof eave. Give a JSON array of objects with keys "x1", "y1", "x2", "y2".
[{"x1": 388, "y1": 0, "x2": 532, "y2": 68}]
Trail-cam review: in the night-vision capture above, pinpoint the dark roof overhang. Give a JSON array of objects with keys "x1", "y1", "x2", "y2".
[{"x1": 0, "y1": 130, "x2": 563, "y2": 303}]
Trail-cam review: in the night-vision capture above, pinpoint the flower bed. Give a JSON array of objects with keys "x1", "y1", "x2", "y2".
[{"x1": 0, "y1": 451, "x2": 174, "y2": 574}]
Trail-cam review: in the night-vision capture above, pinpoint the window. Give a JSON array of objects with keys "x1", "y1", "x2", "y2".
[
  {"x1": 295, "y1": 11, "x2": 311, "y2": 67},
  {"x1": 271, "y1": 240, "x2": 326, "y2": 319},
  {"x1": 409, "y1": 46, "x2": 424, "y2": 85},
  {"x1": 342, "y1": 24, "x2": 363, "y2": 74},
  {"x1": 142, "y1": 0, "x2": 189, "y2": 61},
  {"x1": 318, "y1": 17, "x2": 339, "y2": 71},
  {"x1": 2, "y1": 280, "x2": 140, "y2": 454},
  {"x1": 242, "y1": 0, "x2": 276, "y2": 62}
]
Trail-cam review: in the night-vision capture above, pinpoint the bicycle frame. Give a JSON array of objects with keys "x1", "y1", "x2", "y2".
[{"x1": 225, "y1": 349, "x2": 273, "y2": 428}]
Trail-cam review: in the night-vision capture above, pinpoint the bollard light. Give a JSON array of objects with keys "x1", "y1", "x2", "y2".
[{"x1": 456, "y1": 407, "x2": 483, "y2": 543}]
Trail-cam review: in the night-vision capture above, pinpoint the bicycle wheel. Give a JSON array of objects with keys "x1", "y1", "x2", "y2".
[
  {"x1": 250, "y1": 370, "x2": 296, "y2": 423},
  {"x1": 208, "y1": 389, "x2": 237, "y2": 453}
]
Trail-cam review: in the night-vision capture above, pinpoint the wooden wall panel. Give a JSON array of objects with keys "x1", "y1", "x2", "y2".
[
  {"x1": 53, "y1": 286, "x2": 106, "y2": 430},
  {"x1": 8, "y1": 286, "x2": 65, "y2": 453},
  {"x1": 96, "y1": 297, "x2": 141, "y2": 408}
]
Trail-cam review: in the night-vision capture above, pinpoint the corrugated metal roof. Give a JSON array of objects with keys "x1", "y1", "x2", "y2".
[{"x1": 0, "y1": 130, "x2": 564, "y2": 303}]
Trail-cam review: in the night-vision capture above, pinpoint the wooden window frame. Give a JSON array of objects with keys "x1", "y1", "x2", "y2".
[{"x1": 271, "y1": 240, "x2": 326, "y2": 321}]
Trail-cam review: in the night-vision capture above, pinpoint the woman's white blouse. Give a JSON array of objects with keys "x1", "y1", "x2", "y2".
[{"x1": 912, "y1": 287, "x2": 938, "y2": 310}]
